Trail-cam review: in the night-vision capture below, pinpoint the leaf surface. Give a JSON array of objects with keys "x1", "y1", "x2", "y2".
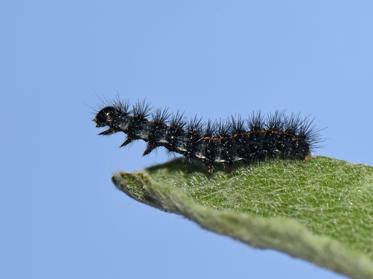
[{"x1": 112, "y1": 157, "x2": 373, "y2": 279}]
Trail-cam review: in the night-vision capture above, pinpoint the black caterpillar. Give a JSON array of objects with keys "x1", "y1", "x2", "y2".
[{"x1": 94, "y1": 100, "x2": 319, "y2": 171}]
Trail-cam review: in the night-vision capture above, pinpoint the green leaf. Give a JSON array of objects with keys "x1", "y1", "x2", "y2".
[{"x1": 112, "y1": 156, "x2": 373, "y2": 279}]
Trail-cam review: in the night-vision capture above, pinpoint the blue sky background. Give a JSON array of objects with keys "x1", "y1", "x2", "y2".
[{"x1": 2, "y1": 0, "x2": 373, "y2": 278}]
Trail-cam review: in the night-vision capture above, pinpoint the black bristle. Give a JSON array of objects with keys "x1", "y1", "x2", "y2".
[
  {"x1": 166, "y1": 111, "x2": 186, "y2": 148},
  {"x1": 248, "y1": 111, "x2": 264, "y2": 131},
  {"x1": 204, "y1": 120, "x2": 215, "y2": 136},
  {"x1": 216, "y1": 119, "x2": 231, "y2": 136},
  {"x1": 132, "y1": 100, "x2": 151, "y2": 120},
  {"x1": 148, "y1": 108, "x2": 169, "y2": 142},
  {"x1": 153, "y1": 108, "x2": 170, "y2": 123},
  {"x1": 185, "y1": 116, "x2": 203, "y2": 158},
  {"x1": 284, "y1": 113, "x2": 302, "y2": 134},
  {"x1": 230, "y1": 115, "x2": 245, "y2": 134},
  {"x1": 169, "y1": 111, "x2": 186, "y2": 130},
  {"x1": 113, "y1": 99, "x2": 130, "y2": 116},
  {"x1": 186, "y1": 115, "x2": 203, "y2": 134},
  {"x1": 266, "y1": 111, "x2": 284, "y2": 131}
]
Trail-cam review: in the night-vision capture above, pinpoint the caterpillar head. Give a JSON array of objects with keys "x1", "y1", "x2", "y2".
[
  {"x1": 94, "y1": 106, "x2": 118, "y2": 127},
  {"x1": 94, "y1": 106, "x2": 123, "y2": 135}
]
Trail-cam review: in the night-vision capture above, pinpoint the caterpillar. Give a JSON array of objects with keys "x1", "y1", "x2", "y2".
[{"x1": 93, "y1": 100, "x2": 319, "y2": 171}]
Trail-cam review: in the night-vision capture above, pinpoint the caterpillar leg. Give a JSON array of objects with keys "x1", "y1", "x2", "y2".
[
  {"x1": 304, "y1": 155, "x2": 312, "y2": 161},
  {"x1": 120, "y1": 137, "x2": 133, "y2": 147},
  {"x1": 207, "y1": 164, "x2": 215, "y2": 174},
  {"x1": 143, "y1": 142, "x2": 157, "y2": 156},
  {"x1": 98, "y1": 128, "x2": 116, "y2": 135}
]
